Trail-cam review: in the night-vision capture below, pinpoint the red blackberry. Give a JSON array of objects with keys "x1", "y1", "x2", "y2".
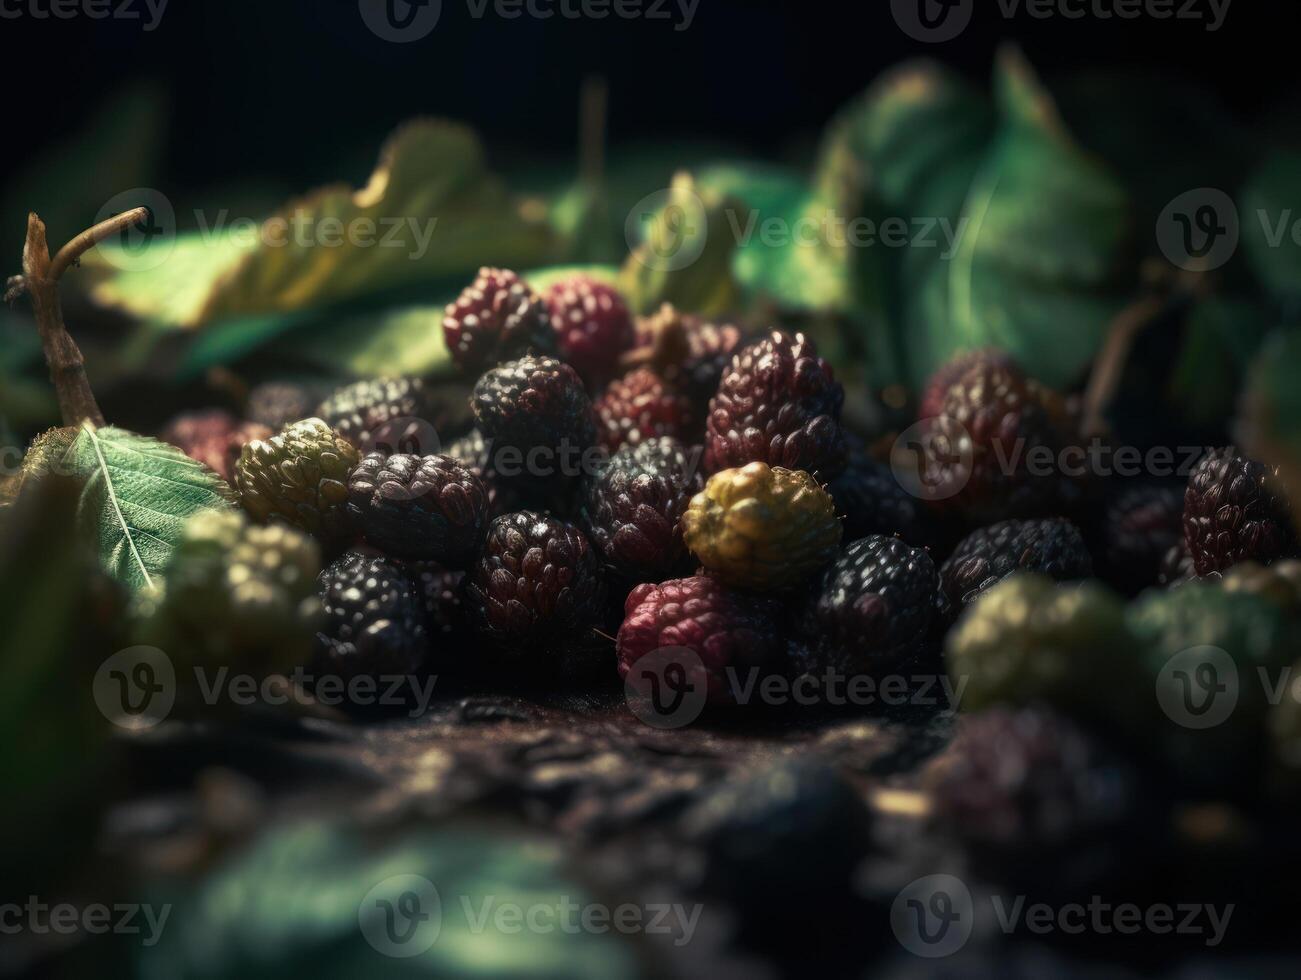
[
  {"x1": 918, "y1": 349, "x2": 1018, "y2": 421},
  {"x1": 463, "y1": 511, "x2": 606, "y2": 652},
  {"x1": 160, "y1": 410, "x2": 271, "y2": 484},
  {"x1": 924, "y1": 706, "x2": 1139, "y2": 859},
  {"x1": 405, "y1": 560, "x2": 465, "y2": 640},
  {"x1": 617, "y1": 575, "x2": 784, "y2": 705},
  {"x1": 544, "y1": 275, "x2": 635, "y2": 385},
  {"x1": 346, "y1": 452, "x2": 488, "y2": 565},
  {"x1": 471, "y1": 356, "x2": 597, "y2": 490},
  {"x1": 1097, "y1": 483, "x2": 1185, "y2": 595},
  {"x1": 316, "y1": 377, "x2": 442, "y2": 455},
  {"x1": 594, "y1": 368, "x2": 693, "y2": 452},
  {"x1": 939, "y1": 518, "x2": 1092, "y2": 621},
  {"x1": 579, "y1": 437, "x2": 704, "y2": 582},
  {"x1": 919, "y1": 357, "x2": 1076, "y2": 521},
  {"x1": 1183, "y1": 447, "x2": 1298, "y2": 577},
  {"x1": 827, "y1": 437, "x2": 926, "y2": 546},
  {"x1": 637, "y1": 303, "x2": 745, "y2": 410},
  {"x1": 443, "y1": 267, "x2": 556, "y2": 373},
  {"x1": 705, "y1": 331, "x2": 846, "y2": 477},
  {"x1": 793, "y1": 535, "x2": 938, "y2": 678},
  {"x1": 315, "y1": 553, "x2": 427, "y2": 684}
]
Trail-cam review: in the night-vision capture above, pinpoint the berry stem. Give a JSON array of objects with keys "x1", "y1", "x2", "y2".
[{"x1": 9, "y1": 209, "x2": 145, "y2": 428}]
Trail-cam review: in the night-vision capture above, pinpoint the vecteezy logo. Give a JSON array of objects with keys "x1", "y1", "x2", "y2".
[
  {"x1": 890, "y1": 0, "x2": 973, "y2": 42},
  {"x1": 889, "y1": 419, "x2": 972, "y2": 503},
  {"x1": 625, "y1": 189, "x2": 708, "y2": 273},
  {"x1": 1156, "y1": 645, "x2": 1239, "y2": 730},
  {"x1": 1157, "y1": 189, "x2": 1240, "y2": 272},
  {"x1": 891, "y1": 874, "x2": 973, "y2": 958},
  {"x1": 361, "y1": 417, "x2": 442, "y2": 459},
  {"x1": 623, "y1": 646, "x2": 709, "y2": 729},
  {"x1": 359, "y1": 0, "x2": 441, "y2": 42},
  {"x1": 93, "y1": 646, "x2": 176, "y2": 730},
  {"x1": 93, "y1": 188, "x2": 176, "y2": 273},
  {"x1": 359, "y1": 875, "x2": 441, "y2": 957}
]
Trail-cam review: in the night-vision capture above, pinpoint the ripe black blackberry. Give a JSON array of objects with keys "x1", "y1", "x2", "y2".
[
  {"x1": 315, "y1": 553, "x2": 427, "y2": 684},
  {"x1": 316, "y1": 377, "x2": 443, "y2": 454},
  {"x1": 1097, "y1": 483, "x2": 1185, "y2": 595},
  {"x1": 919, "y1": 356, "x2": 1077, "y2": 521},
  {"x1": 793, "y1": 535, "x2": 938, "y2": 678},
  {"x1": 463, "y1": 512, "x2": 606, "y2": 656},
  {"x1": 346, "y1": 452, "x2": 488, "y2": 565},
  {"x1": 706, "y1": 331, "x2": 846, "y2": 477},
  {"x1": 827, "y1": 437, "x2": 926, "y2": 546},
  {"x1": 544, "y1": 274, "x2": 635, "y2": 385},
  {"x1": 1157, "y1": 541, "x2": 1197, "y2": 587},
  {"x1": 443, "y1": 267, "x2": 556, "y2": 373},
  {"x1": 1183, "y1": 447, "x2": 1298, "y2": 577},
  {"x1": 579, "y1": 437, "x2": 703, "y2": 582},
  {"x1": 594, "y1": 368, "x2": 693, "y2": 452},
  {"x1": 471, "y1": 356, "x2": 597, "y2": 491},
  {"x1": 939, "y1": 518, "x2": 1092, "y2": 621}
]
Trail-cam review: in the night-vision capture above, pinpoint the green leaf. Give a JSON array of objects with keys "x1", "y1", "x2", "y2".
[
  {"x1": 817, "y1": 49, "x2": 1135, "y2": 391},
  {"x1": 1241, "y1": 328, "x2": 1301, "y2": 501},
  {"x1": 1242, "y1": 150, "x2": 1301, "y2": 302},
  {"x1": 50, "y1": 425, "x2": 234, "y2": 594},
  {"x1": 1169, "y1": 297, "x2": 1271, "y2": 430}
]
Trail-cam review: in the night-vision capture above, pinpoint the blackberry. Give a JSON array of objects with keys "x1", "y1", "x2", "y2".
[
  {"x1": 924, "y1": 706, "x2": 1140, "y2": 866},
  {"x1": 1096, "y1": 483, "x2": 1185, "y2": 595},
  {"x1": 405, "y1": 560, "x2": 465, "y2": 640},
  {"x1": 617, "y1": 575, "x2": 784, "y2": 704},
  {"x1": 1183, "y1": 447, "x2": 1298, "y2": 577},
  {"x1": 637, "y1": 303, "x2": 744, "y2": 410},
  {"x1": 919, "y1": 357, "x2": 1076, "y2": 521},
  {"x1": 594, "y1": 367, "x2": 693, "y2": 452},
  {"x1": 315, "y1": 377, "x2": 444, "y2": 455},
  {"x1": 463, "y1": 511, "x2": 606, "y2": 653},
  {"x1": 315, "y1": 553, "x2": 427, "y2": 684},
  {"x1": 234, "y1": 419, "x2": 359, "y2": 545},
  {"x1": 471, "y1": 356, "x2": 597, "y2": 491},
  {"x1": 683, "y1": 462, "x2": 842, "y2": 592},
  {"x1": 939, "y1": 518, "x2": 1092, "y2": 622},
  {"x1": 160, "y1": 410, "x2": 271, "y2": 484},
  {"x1": 443, "y1": 267, "x2": 556, "y2": 373},
  {"x1": 919, "y1": 349, "x2": 1019, "y2": 421},
  {"x1": 705, "y1": 331, "x2": 846, "y2": 478},
  {"x1": 947, "y1": 574, "x2": 1143, "y2": 725},
  {"x1": 544, "y1": 275, "x2": 635, "y2": 385},
  {"x1": 346, "y1": 452, "x2": 488, "y2": 565},
  {"x1": 246, "y1": 380, "x2": 325, "y2": 431},
  {"x1": 827, "y1": 437, "x2": 926, "y2": 546},
  {"x1": 148, "y1": 509, "x2": 322, "y2": 675},
  {"x1": 1158, "y1": 541, "x2": 1197, "y2": 588},
  {"x1": 579, "y1": 437, "x2": 703, "y2": 582},
  {"x1": 794, "y1": 535, "x2": 938, "y2": 677}
]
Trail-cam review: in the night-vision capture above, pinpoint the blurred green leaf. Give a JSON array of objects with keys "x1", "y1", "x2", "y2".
[
  {"x1": 1170, "y1": 297, "x2": 1271, "y2": 430},
  {"x1": 1241, "y1": 328, "x2": 1301, "y2": 500},
  {"x1": 1242, "y1": 150, "x2": 1301, "y2": 302}
]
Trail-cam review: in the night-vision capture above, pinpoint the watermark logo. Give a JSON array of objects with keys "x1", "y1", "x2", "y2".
[
  {"x1": 0, "y1": 0, "x2": 170, "y2": 30},
  {"x1": 93, "y1": 646, "x2": 176, "y2": 731},
  {"x1": 625, "y1": 188, "x2": 708, "y2": 273},
  {"x1": 360, "y1": 417, "x2": 443, "y2": 459},
  {"x1": 891, "y1": 0, "x2": 973, "y2": 42},
  {"x1": 1157, "y1": 188, "x2": 1240, "y2": 272},
  {"x1": 623, "y1": 646, "x2": 709, "y2": 729},
  {"x1": 1155, "y1": 645, "x2": 1239, "y2": 730},
  {"x1": 891, "y1": 874, "x2": 974, "y2": 958},
  {"x1": 889, "y1": 419, "x2": 972, "y2": 503},
  {"x1": 359, "y1": 875, "x2": 442, "y2": 957},
  {"x1": 359, "y1": 0, "x2": 442, "y2": 41},
  {"x1": 0, "y1": 897, "x2": 171, "y2": 946},
  {"x1": 93, "y1": 188, "x2": 176, "y2": 273}
]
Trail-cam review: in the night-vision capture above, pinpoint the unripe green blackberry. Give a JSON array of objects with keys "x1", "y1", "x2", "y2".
[
  {"x1": 147, "y1": 509, "x2": 323, "y2": 675},
  {"x1": 234, "y1": 419, "x2": 359, "y2": 545}
]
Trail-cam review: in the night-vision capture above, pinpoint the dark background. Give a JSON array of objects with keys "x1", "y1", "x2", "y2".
[{"x1": 0, "y1": 0, "x2": 1290, "y2": 198}]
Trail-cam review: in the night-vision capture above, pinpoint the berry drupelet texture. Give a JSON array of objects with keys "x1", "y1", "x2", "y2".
[
  {"x1": 346, "y1": 452, "x2": 488, "y2": 565},
  {"x1": 544, "y1": 275, "x2": 635, "y2": 385},
  {"x1": 1183, "y1": 447, "x2": 1298, "y2": 577},
  {"x1": 443, "y1": 267, "x2": 556, "y2": 373},
  {"x1": 315, "y1": 553, "x2": 428, "y2": 683},
  {"x1": 315, "y1": 377, "x2": 440, "y2": 454},
  {"x1": 939, "y1": 517, "x2": 1092, "y2": 621},
  {"x1": 234, "y1": 418, "x2": 360, "y2": 546},
  {"x1": 683, "y1": 462, "x2": 842, "y2": 592},
  {"x1": 617, "y1": 575, "x2": 785, "y2": 704},
  {"x1": 579, "y1": 437, "x2": 704, "y2": 582},
  {"x1": 705, "y1": 331, "x2": 846, "y2": 478},
  {"x1": 462, "y1": 511, "x2": 606, "y2": 653},
  {"x1": 594, "y1": 368, "x2": 693, "y2": 452},
  {"x1": 637, "y1": 303, "x2": 745, "y2": 412},
  {"x1": 246, "y1": 380, "x2": 326, "y2": 432},
  {"x1": 827, "y1": 437, "x2": 927, "y2": 546}
]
